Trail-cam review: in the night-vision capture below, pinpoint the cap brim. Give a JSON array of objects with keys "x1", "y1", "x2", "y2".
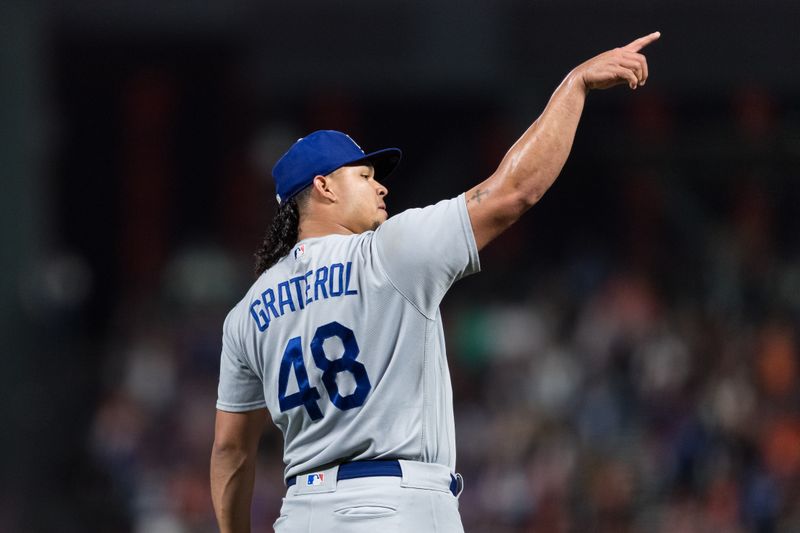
[{"x1": 353, "y1": 147, "x2": 402, "y2": 182}]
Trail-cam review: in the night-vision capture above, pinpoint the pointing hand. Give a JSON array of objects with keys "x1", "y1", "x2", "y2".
[{"x1": 573, "y1": 31, "x2": 661, "y2": 91}]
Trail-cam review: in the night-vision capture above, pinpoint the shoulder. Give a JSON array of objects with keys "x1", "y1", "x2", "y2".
[
  {"x1": 223, "y1": 289, "x2": 254, "y2": 343},
  {"x1": 385, "y1": 196, "x2": 465, "y2": 222},
  {"x1": 373, "y1": 195, "x2": 469, "y2": 243}
]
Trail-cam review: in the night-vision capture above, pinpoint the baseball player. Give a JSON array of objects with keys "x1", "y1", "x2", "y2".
[{"x1": 211, "y1": 32, "x2": 660, "y2": 532}]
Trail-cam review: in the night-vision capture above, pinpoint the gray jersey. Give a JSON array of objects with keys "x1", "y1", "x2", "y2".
[{"x1": 217, "y1": 194, "x2": 480, "y2": 478}]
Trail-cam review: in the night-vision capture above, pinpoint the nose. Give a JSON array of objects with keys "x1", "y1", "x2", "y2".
[{"x1": 376, "y1": 180, "x2": 388, "y2": 197}]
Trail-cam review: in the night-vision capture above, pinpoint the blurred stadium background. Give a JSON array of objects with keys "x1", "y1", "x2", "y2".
[{"x1": 2, "y1": 1, "x2": 800, "y2": 531}]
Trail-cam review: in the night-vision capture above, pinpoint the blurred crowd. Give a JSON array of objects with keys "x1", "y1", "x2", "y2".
[{"x1": 77, "y1": 85, "x2": 800, "y2": 533}]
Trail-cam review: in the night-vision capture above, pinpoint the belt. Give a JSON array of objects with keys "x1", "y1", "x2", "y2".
[{"x1": 286, "y1": 459, "x2": 460, "y2": 497}]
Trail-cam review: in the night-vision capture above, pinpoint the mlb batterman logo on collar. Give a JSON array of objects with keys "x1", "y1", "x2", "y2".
[{"x1": 271, "y1": 130, "x2": 402, "y2": 205}]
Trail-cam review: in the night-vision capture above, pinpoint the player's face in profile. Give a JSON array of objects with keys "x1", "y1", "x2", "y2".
[{"x1": 331, "y1": 163, "x2": 389, "y2": 233}]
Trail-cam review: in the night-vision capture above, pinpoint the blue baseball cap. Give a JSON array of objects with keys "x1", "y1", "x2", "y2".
[{"x1": 272, "y1": 130, "x2": 402, "y2": 205}]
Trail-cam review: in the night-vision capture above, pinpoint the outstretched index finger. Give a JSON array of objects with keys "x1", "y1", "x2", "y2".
[{"x1": 623, "y1": 31, "x2": 661, "y2": 52}]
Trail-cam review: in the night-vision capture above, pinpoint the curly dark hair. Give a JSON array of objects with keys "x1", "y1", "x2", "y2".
[{"x1": 254, "y1": 187, "x2": 312, "y2": 275}]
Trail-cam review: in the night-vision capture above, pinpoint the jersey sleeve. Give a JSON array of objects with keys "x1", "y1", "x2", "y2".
[
  {"x1": 373, "y1": 193, "x2": 480, "y2": 318},
  {"x1": 216, "y1": 309, "x2": 267, "y2": 412}
]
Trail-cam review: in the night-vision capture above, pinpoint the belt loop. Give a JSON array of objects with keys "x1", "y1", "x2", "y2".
[
  {"x1": 455, "y1": 472, "x2": 465, "y2": 498},
  {"x1": 399, "y1": 460, "x2": 456, "y2": 495}
]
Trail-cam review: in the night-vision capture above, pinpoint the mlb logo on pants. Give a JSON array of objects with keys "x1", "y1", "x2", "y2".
[{"x1": 306, "y1": 473, "x2": 324, "y2": 486}]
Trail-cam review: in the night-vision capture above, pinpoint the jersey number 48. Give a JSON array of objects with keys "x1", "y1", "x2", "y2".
[{"x1": 278, "y1": 321, "x2": 371, "y2": 421}]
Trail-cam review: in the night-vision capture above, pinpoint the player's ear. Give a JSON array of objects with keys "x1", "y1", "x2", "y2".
[{"x1": 312, "y1": 175, "x2": 337, "y2": 203}]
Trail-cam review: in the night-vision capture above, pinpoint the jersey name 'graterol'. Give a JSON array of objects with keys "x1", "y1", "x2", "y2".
[{"x1": 249, "y1": 262, "x2": 359, "y2": 331}]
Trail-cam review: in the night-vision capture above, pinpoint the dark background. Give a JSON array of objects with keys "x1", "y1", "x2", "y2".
[{"x1": 2, "y1": 1, "x2": 800, "y2": 531}]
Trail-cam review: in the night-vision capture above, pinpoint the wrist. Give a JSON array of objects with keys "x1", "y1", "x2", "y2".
[
  {"x1": 565, "y1": 68, "x2": 590, "y2": 95},
  {"x1": 562, "y1": 67, "x2": 590, "y2": 96}
]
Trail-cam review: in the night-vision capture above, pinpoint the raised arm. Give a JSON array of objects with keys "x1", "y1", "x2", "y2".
[
  {"x1": 211, "y1": 408, "x2": 268, "y2": 533},
  {"x1": 466, "y1": 32, "x2": 660, "y2": 250}
]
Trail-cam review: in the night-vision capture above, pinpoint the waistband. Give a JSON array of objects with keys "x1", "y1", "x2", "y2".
[{"x1": 286, "y1": 459, "x2": 462, "y2": 497}]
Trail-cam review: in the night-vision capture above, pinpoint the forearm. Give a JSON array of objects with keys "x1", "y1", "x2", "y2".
[
  {"x1": 210, "y1": 446, "x2": 257, "y2": 533},
  {"x1": 465, "y1": 71, "x2": 589, "y2": 250},
  {"x1": 493, "y1": 70, "x2": 588, "y2": 209}
]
